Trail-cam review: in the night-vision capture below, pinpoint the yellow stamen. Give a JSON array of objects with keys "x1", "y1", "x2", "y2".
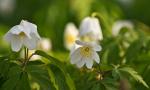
[
  {"x1": 80, "y1": 46, "x2": 92, "y2": 57},
  {"x1": 19, "y1": 32, "x2": 26, "y2": 38}
]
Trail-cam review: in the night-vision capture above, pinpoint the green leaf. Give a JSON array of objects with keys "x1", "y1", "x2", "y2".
[
  {"x1": 1, "y1": 65, "x2": 31, "y2": 90},
  {"x1": 26, "y1": 64, "x2": 56, "y2": 90},
  {"x1": 125, "y1": 39, "x2": 143, "y2": 63},
  {"x1": 47, "y1": 64, "x2": 69, "y2": 90},
  {"x1": 101, "y1": 78, "x2": 119, "y2": 90},
  {"x1": 34, "y1": 50, "x2": 76, "y2": 90},
  {"x1": 15, "y1": 72, "x2": 31, "y2": 90},
  {"x1": 47, "y1": 67, "x2": 59, "y2": 90},
  {"x1": 119, "y1": 67, "x2": 149, "y2": 88}
]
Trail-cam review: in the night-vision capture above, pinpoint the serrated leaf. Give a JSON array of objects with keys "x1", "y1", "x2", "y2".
[{"x1": 119, "y1": 67, "x2": 149, "y2": 88}]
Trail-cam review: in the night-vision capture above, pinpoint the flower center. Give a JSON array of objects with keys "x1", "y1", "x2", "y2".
[
  {"x1": 19, "y1": 32, "x2": 26, "y2": 38},
  {"x1": 80, "y1": 46, "x2": 92, "y2": 57}
]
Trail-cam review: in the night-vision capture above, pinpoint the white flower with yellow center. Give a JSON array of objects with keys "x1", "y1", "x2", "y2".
[
  {"x1": 70, "y1": 40, "x2": 102, "y2": 69},
  {"x1": 79, "y1": 17, "x2": 103, "y2": 41},
  {"x1": 64, "y1": 22, "x2": 79, "y2": 50},
  {"x1": 4, "y1": 20, "x2": 41, "y2": 52}
]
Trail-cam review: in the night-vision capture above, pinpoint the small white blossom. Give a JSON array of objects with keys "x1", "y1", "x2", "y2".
[
  {"x1": 20, "y1": 50, "x2": 41, "y2": 61},
  {"x1": 112, "y1": 20, "x2": 134, "y2": 36},
  {"x1": 70, "y1": 40, "x2": 102, "y2": 69},
  {"x1": 4, "y1": 20, "x2": 41, "y2": 52},
  {"x1": 79, "y1": 17, "x2": 103, "y2": 41},
  {"x1": 38, "y1": 38, "x2": 52, "y2": 51},
  {"x1": 64, "y1": 23, "x2": 79, "y2": 50}
]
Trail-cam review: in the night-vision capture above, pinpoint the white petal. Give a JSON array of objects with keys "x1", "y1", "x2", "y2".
[
  {"x1": 85, "y1": 58, "x2": 93, "y2": 69},
  {"x1": 70, "y1": 44, "x2": 81, "y2": 55},
  {"x1": 76, "y1": 58, "x2": 85, "y2": 68},
  {"x1": 75, "y1": 40, "x2": 88, "y2": 46},
  {"x1": 4, "y1": 32, "x2": 13, "y2": 43},
  {"x1": 11, "y1": 36, "x2": 23, "y2": 52},
  {"x1": 9, "y1": 24, "x2": 31, "y2": 39},
  {"x1": 21, "y1": 20, "x2": 40, "y2": 39},
  {"x1": 79, "y1": 17, "x2": 92, "y2": 36},
  {"x1": 23, "y1": 33, "x2": 40, "y2": 50},
  {"x1": 9, "y1": 25, "x2": 23, "y2": 35},
  {"x1": 79, "y1": 17, "x2": 103, "y2": 41},
  {"x1": 93, "y1": 52, "x2": 100, "y2": 63},
  {"x1": 70, "y1": 48, "x2": 81, "y2": 64},
  {"x1": 91, "y1": 17, "x2": 103, "y2": 40},
  {"x1": 91, "y1": 43, "x2": 102, "y2": 51}
]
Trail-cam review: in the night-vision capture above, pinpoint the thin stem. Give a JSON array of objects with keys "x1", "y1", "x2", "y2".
[
  {"x1": 26, "y1": 48, "x2": 29, "y2": 60},
  {"x1": 24, "y1": 47, "x2": 27, "y2": 60},
  {"x1": 22, "y1": 48, "x2": 34, "y2": 71}
]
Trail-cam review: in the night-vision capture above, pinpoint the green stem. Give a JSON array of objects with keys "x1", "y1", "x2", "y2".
[{"x1": 22, "y1": 48, "x2": 34, "y2": 71}]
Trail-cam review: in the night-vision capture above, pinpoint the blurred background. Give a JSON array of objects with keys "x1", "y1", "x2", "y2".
[
  {"x1": 0, "y1": 0, "x2": 150, "y2": 51},
  {"x1": 0, "y1": 0, "x2": 150, "y2": 90}
]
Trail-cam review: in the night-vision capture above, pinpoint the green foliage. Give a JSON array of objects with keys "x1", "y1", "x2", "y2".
[{"x1": 119, "y1": 67, "x2": 149, "y2": 88}]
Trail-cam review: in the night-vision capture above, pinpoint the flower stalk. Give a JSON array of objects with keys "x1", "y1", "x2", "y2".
[{"x1": 22, "y1": 47, "x2": 35, "y2": 71}]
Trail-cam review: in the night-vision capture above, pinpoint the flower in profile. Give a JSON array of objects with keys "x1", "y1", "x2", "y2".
[
  {"x1": 112, "y1": 20, "x2": 133, "y2": 36},
  {"x1": 64, "y1": 22, "x2": 79, "y2": 50},
  {"x1": 38, "y1": 38, "x2": 52, "y2": 51},
  {"x1": 79, "y1": 17, "x2": 103, "y2": 42},
  {"x1": 4, "y1": 20, "x2": 41, "y2": 52},
  {"x1": 70, "y1": 40, "x2": 101, "y2": 69}
]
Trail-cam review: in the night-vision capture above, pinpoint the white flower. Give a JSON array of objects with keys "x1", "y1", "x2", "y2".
[
  {"x1": 70, "y1": 40, "x2": 102, "y2": 69},
  {"x1": 4, "y1": 20, "x2": 41, "y2": 52},
  {"x1": 38, "y1": 38, "x2": 52, "y2": 51},
  {"x1": 79, "y1": 17, "x2": 103, "y2": 41},
  {"x1": 112, "y1": 20, "x2": 133, "y2": 36},
  {"x1": 20, "y1": 50, "x2": 41, "y2": 61},
  {"x1": 64, "y1": 22, "x2": 79, "y2": 50}
]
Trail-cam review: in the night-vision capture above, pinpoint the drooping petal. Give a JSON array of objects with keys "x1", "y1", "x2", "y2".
[
  {"x1": 85, "y1": 57, "x2": 93, "y2": 69},
  {"x1": 75, "y1": 40, "x2": 88, "y2": 46},
  {"x1": 21, "y1": 20, "x2": 40, "y2": 39},
  {"x1": 79, "y1": 17, "x2": 92, "y2": 36},
  {"x1": 79, "y1": 17, "x2": 103, "y2": 41},
  {"x1": 91, "y1": 43, "x2": 102, "y2": 51},
  {"x1": 76, "y1": 58, "x2": 85, "y2": 68},
  {"x1": 70, "y1": 44, "x2": 81, "y2": 55},
  {"x1": 23, "y1": 33, "x2": 39, "y2": 50},
  {"x1": 4, "y1": 32, "x2": 13, "y2": 43},
  {"x1": 70, "y1": 48, "x2": 81, "y2": 64},
  {"x1": 11, "y1": 36, "x2": 23, "y2": 52},
  {"x1": 9, "y1": 25, "x2": 23, "y2": 35},
  {"x1": 90, "y1": 17, "x2": 103, "y2": 40},
  {"x1": 93, "y1": 51, "x2": 100, "y2": 63},
  {"x1": 20, "y1": 20, "x2": 37, "y2": 38}
]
